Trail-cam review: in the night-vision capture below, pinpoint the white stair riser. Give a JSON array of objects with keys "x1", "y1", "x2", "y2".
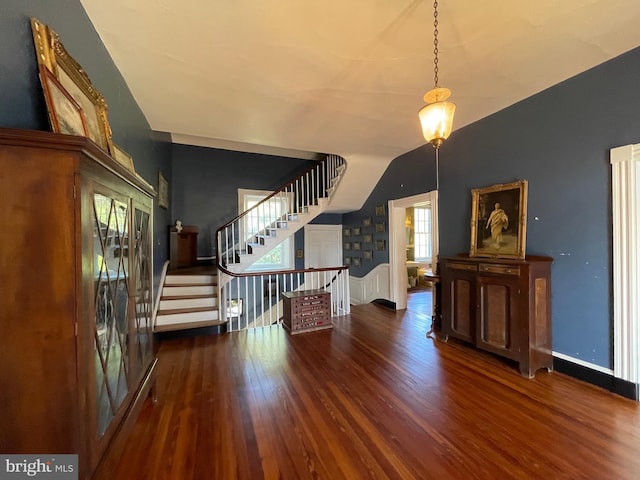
[
  {"x1": 165, "y1": 274, "x2": 217, "y2": 285},
  {"x1": 156, "y1": 309, "x2": 219, "y2": 326},
  {"x1": 160, "y1": 297, "x2": 217, "y2": 310},
  {"x1": 162, "y1": 285, "x2": 216, "y2": 296}
]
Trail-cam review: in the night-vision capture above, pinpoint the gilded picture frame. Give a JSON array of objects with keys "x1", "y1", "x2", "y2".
[
  {"x1": 31, "y1": 17, "x2": 113, "y2": 154},
  {"x1": 112, "y1": 144, "x2": 135, "y2": 173},
  {"x1": 470, "y1": 180, "x2": 528, "y2": 259},
  {"x1": 38, "y1": 65, "x2": 88, "y2": 137}
]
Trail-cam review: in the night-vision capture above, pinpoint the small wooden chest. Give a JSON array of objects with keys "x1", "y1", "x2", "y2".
[{"x1": 282, "y1": 289, "x2": 332, "y2": 334}]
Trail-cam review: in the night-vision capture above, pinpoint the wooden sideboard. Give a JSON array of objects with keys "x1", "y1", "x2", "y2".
[
  {"x1": 440, "y1": 254, "x2": 553, "y2": 377},
  {"x1": 170, "y1": 225, "x2": 198, "y2": 269},
  {"x1": 282, "y1": 290, "x2": 332, "y2": 334},
  {"x1": 0, "y1": 128, "x2": 157, "y2": 479}
]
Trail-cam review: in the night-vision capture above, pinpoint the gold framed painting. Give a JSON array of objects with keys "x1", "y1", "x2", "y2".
[
  {"x1": 470, "y1": 180, "x2": 528, "y2": 259},
  {"x1": 38, "y1": 65, "x2": 87, "y2": 137},
  {"x1": 112, "y1": 144, "x2": 135, "y2": 173},
  {"x1": 31, "y1": 17, "x2": 113, "y2": 154}
]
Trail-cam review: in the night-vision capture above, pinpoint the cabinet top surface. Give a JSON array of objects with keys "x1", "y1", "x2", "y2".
[
  {"x1": 441, "y1": 254, "x2": 553, "y2": 264},
  {"x1": 0, "y1": 127, "x2": 155, "y2": 197}
]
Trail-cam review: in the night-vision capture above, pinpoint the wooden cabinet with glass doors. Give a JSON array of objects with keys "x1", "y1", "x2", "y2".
[{"x1": 0, "y1": 128, "x2": 156, "y2": 479}]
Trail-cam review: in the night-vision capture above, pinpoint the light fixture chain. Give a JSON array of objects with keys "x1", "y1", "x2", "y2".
[{"x1": 433, "y1": 0, "x2": 439, "y2": 87}]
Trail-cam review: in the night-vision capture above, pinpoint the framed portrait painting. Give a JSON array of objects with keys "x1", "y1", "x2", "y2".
[
  {"x1": 470, "y1": 180, "x2": 528, "y2": 259},
  {"x1": 31, "y1": 18, "x2": 114, "y2": 154},
  {"x1": 38, "y1": 65, "x2": 87, "y2": 137}
]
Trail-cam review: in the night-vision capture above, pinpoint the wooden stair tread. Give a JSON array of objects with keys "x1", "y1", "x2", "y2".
[
  {"x1": 158, "y1": 306, "x2": 218, "y2": 316},
  {"x1": 161, "y1": 294, "x2": 217, "y2": 301},
  {"x1": 164, "y1": 282, "x2": 217, "y2": 287},
  {"x1": 154, "y1": 319, "x2": 227, "y2": 333}
]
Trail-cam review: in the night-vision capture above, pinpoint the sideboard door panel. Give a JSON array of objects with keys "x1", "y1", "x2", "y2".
[
  {"x1": 476, "y1": 276, "x2": 519, "y2": 360},
  {"x1": 442, "y1": 265, "x2": 476, "y2": 343}
]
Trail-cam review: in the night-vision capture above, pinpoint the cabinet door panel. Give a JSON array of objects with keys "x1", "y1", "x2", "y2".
[
  {"x1": 452, "y1": 279, "x2": 473, "y2": 338},
  {"x1": 91, "y1": 191, "x2": 132, "y2": 438},
  {"x1": 131, "y1": 206, "x2": 154, "y2": 379},
  {"x1": 476, "y1": 276, "x2": 519, "y2": 359},
  {"x1": 480, "y1": 283, "x2": 510, "y2": 348},
  {"x1": 442, "y1": 269, "x2": 475, "y2": 343}
]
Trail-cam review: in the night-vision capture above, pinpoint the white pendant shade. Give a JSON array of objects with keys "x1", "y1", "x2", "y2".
[{"x1": 418, "y1": 100, "x2": 456, "y2": 147}]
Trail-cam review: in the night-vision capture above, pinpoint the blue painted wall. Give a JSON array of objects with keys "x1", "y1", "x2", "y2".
[
  {"x1": 438, "y1": 47, "x2": 640, "y2": 368},
  {"x1": 349, "y1": 46, "x2": 640, "y2": 368},
  {"x1": 0, "y1": 0, "x2": 172, "y2": 290},
  {"x1": 171, "y1": 143, "x2": 319, "y2": 257}
]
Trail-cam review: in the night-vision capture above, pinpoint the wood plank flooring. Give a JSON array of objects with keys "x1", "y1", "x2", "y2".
[{"x1": 114, "y1": 292, "x2": 640, "y2": 479}]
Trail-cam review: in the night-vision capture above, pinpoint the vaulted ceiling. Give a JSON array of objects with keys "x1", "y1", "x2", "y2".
[{"x1": 80, "y1": 0, "x2": 640, "y2": 209}]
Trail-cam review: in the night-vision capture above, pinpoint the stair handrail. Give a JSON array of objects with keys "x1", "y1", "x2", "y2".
[
  {"x1": 216, "y1": 154, "x2": 345, "y2": 275},
  {"x1": 219, "y1": 264, "x2": 348, "y2": 279},
  {"x1": 219, "y1": 265, "x2": 351, "y2": 331}
]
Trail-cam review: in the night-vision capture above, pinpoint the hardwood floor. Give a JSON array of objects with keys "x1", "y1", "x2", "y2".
[{"x1": 114, "y1": 292, "x2": 640, "y2": 479}]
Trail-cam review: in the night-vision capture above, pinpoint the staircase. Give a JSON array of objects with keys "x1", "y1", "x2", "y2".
[
  {"x1": 227, "y1": 199, "x2": 328, "y2": 274},
  {"x1": 154, "y1": 154, "x2": 347, "y2": 333},
  {"x1": 154, "y1": 269, "x2": 226, "y2": 333},
  {"x1": 218, "y1": 155, "x2": 346, "y2": 274}
]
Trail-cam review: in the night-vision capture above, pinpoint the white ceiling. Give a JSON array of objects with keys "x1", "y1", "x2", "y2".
[
  {"x1": 79, "y1": 0, "x2": 640, "y2": 209},
  {"x1": 81, "y1": 0, "x2": 640, "y2": 159}
]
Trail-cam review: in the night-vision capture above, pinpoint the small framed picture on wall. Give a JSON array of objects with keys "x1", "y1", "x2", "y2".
[{"x1": 158, "y1": 171, "x2": 169, "y2": 209}]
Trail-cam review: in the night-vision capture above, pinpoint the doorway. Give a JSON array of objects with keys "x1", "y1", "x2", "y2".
[
  {"x1": 304, "y1": 224, "x2": 343, "y2": 269},
  {"x1": 388, "y1": 191, "x2": 438, "y2": 310}
]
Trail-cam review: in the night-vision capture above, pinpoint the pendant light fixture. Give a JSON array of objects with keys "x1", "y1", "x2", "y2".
[
  {"x1": 418, "y1": 0, "x2": 456, "y2": 189},
  {"x1": 420, "y1": 1, "x2": 453, "y2": 340}
]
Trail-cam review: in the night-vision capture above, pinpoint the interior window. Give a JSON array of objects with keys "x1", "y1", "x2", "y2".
[
  {"x1": 239, "y1": 189, "x2": 294, "y2": 272},
  {"x1": 414, "y1": 205, "x2": 432, "y2": 263}
]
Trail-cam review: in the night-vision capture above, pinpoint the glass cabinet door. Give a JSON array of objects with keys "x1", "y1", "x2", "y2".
[
  {"x1": 131, "y1": 207, "x2": 153, "y2": 377},
  {"x1": 92, "y1": 193, "x2": 131, "y2": 437}
]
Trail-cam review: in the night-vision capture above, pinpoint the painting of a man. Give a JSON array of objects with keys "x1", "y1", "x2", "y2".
[
  {"x1": 470, "y1": 180, "x2": 528, "y2": 259},
  {"x1": 486, "y1": 202, "x2": 508, "y2": 248}
]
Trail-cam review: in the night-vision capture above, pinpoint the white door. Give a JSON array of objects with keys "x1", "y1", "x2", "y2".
[{"x1": 304, "y1": 225, "x2": 343, "y2": 268}]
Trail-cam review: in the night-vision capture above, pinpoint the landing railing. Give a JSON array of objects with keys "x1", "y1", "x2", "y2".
[
  {"x1": 219, "y1": 266, "x2": 350, "y2": 332},
  {"x1": 216, "y1": 154, "x2": 345, "y2": 269}
]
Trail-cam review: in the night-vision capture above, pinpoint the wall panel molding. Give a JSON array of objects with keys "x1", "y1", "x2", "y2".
[{"x1": 610, "y1": 143, "x2": 640, "y2": 383}]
